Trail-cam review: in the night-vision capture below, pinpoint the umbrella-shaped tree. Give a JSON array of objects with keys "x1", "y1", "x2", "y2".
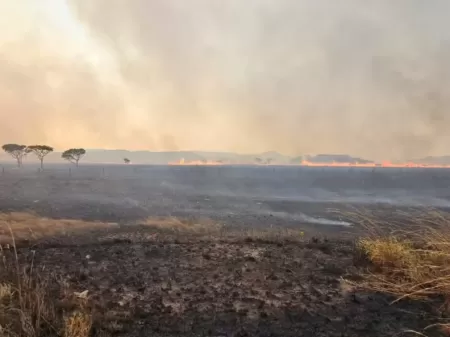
[
  {"x1": 62, "y1": 148, "x2": 86, "y2": 167},
  {"x1": 28, "y1": 145, "x2": 53, "y2": 169},
  {"x1": 1, "y1": 144, "x2": 30, "y2": 167}
]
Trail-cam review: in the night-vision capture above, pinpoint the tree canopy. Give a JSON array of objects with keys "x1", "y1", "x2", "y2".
[
  {"x1": 28, "y1": 145, "x2": 54, "y2": 169},
  {"x1": 62, "y1": 148, "x2": 86, "y2": 166},
  {"x1": 2, "y1": 144, "x2": 30, "y2": 167}
]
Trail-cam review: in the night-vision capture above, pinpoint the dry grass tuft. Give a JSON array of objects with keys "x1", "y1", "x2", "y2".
[
  {"x1": 358, "y1": 237, "x2": 416, "y2": 269},
  {"x1": 63, "y1": 311, "x2": 92, "y2": 337},
  {"x1": 0, "y1": 222, "x2": 92, "y2": 337},
  {"x1": 346, "y1": 208, "x2": 450, "y2": 336},
  {"x1": 0, "y1": 212, "x2": 118, "y2": 245},
  {"x1": 350, "y1": 208, "x2": 450, "y2": 301}
]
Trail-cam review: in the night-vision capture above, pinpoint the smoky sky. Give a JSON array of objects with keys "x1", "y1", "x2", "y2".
[{"x1": 2, "y1": 0, "x2": 450, "y2": 161}]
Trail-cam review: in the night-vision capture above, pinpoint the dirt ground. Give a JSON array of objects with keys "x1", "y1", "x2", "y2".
[{"x1": 1, "y1": 217, "x2": 443, "y2": 337}]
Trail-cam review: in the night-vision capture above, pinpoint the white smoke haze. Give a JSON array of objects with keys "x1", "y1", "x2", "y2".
[{"x1": 1, "y1": 0, "x2": 450, "y2": 161}]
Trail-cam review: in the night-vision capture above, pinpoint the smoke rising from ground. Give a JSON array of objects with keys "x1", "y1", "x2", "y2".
[{"x1": 2, "y1": 0, "x2": 450, "y2": 160}]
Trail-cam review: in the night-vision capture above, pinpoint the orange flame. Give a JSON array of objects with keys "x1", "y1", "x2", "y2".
[
  {"x1": 168, "y1": 158, "x2": 224, "y2": 166},
  {"x1": 168, "y1": 158, "x2": 450, "y2": 168},
  {"x1": 300, "y1": 160, "x2": 450, "y2": 168}
]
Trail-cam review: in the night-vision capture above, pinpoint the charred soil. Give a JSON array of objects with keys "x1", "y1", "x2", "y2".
[{"x1": 1, "y1": 224, "x2": 442, "y2": 337}]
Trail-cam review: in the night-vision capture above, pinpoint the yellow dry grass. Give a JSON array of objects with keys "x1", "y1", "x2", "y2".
[
  {"x1": 143, "y1": 216, "x2": 224, "y2": 234},
  {"x1": 358, "y1": 237, "x2": 416, "y2": 269},
  {"x1": 350, "y1": 208, "x2": 450, "y2": 301},
  {"x1": 63, "y1": 311, "x2": 92, "y2": 337},
  {"x1": 141, "y1": 216, "x2": 309, "y2": 246},
  {"x1": 0, "y1": 212, "x2": 118, "y2": 245},
  {"x1": 342, "y1": 208, "x2": 450, "y2": 336},
  {"x1": 0, "y1": 222, "x2": 92, "y2": 337}
]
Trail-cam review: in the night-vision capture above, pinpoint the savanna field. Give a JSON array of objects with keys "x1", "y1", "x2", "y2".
[{"x1": 2, "y1": 165, "x2": 450, "y2": 336}]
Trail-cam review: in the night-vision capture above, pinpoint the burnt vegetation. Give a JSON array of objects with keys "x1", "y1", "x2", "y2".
[
  {"x1": 0, "y1": 154, "x2": 449, "y2": 336},
  {"x1": 0, "y1": 210, "x2": 449, "y2": 336}
]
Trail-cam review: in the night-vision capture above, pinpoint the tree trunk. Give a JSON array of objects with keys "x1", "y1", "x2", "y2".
[
  {"x1": 17, "y1": 158, "x2": 21, "y2": 167},
  {"x1": 76, "y1": 160, "x2": 79, "y2": 167},
  {"x1": 40, "y1": 158, "x2": 43, "y2": 170}
]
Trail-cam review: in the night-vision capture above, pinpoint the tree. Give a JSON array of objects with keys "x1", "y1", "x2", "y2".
[
  {"x1": 28, "y1": 145, "x2": 53, "y2": 169},
  {"x1": 255, "y1": 157, "x2": 262, "y2": 164},
  {"x1": 124, "y1": 158, "x2": 130, "y2": 164},
  {"x1": 2, "y1": 144, "x2": 30, "y2": 167},
  {"x1": 61, "y1": 148, "x2": 86, "y2": 167}
]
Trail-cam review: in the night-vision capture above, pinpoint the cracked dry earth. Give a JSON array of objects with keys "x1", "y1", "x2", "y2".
[{"x1": 8, "y1": 227, "x2": 437, "y2": 337}]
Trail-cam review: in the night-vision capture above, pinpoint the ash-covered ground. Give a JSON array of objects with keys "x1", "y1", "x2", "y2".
[
  {"x1": 1, "y1": 164, "x2": 450, "y2": 232},
  {"x1": 1, "y1": 164, "x2": 449, "y2": 336}
]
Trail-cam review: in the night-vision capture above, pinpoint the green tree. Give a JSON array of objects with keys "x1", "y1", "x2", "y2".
[
  {"x1": 124, "y1": 158, "x2": 131, "y2": 164},
  {"x1": 1, "y1": 144, "x2": 30, "y2": 167},
  {"x1": 62, "y1": 148, "x2": 86, "y2": 167},
  {"x1": 28, "y1": 145, "x2": 53, "y2": 169}
]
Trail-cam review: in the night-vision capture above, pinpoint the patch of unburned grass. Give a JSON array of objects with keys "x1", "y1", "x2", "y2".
[
  {"x1": 358, "y1": 237, "x2": 416, "y2": 269},
  {"x1": 0, "y1": 212, "x2": 118, "y2": 245},
  {"x1": 350, "y1": 209, "x2": 450, "y2": 300},
  {"x1": 346, "y1": 208, "x2": 450, "y2": 335},
  {"x1": 139, "y1": 216, "x2": 310, "y2": 246},
  {"x1": 143, "y1": 216, "x2": 224, "y2": 234}
]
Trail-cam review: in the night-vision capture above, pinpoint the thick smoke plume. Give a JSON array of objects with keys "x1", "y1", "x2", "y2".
[{"x1": 1, "y1": 0, "x2": 450, "y2": 160}]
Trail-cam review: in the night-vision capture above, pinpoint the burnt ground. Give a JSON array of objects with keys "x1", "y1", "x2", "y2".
[
  {"x1": 2, "y1": 165, "x2": 450, "y2": 234},
  {"x1": 1, "y1": 166, "x2": 450, "y2": 336},
  {"x1": 3, "y1": 226, "x2": 443, "y2": 337}
]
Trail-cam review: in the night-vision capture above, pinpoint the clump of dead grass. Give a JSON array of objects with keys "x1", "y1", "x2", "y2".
[
  {"x1": 343, "y1": 208, "x2": 450, "y2": 335},
  {"x1": 348, "y1": 207, "x2": 450, "y2": 301},
  {"x1": 358, "y1": 237, "x2": 416, "y2": 269},
  {"x1": 143, "y1": 216, "x2": 224, "y2": 234},
  {"x1": 0, "y1": 212, "x2": 118, "y2": 245},
  {"x1": 0, "y1": 224, "x2": 92, "y2": 337},
  {"x1": 63, "y1": 311, "x2": 92, "y2": 337}
]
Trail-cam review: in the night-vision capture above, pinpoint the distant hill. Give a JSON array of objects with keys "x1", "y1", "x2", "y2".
[
  {"x1": 304, "y1": 154, "x2": 374, "y2": 164},
  {"x1": 408, "y1": 156, "x2": 450, "y2": 165}
]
